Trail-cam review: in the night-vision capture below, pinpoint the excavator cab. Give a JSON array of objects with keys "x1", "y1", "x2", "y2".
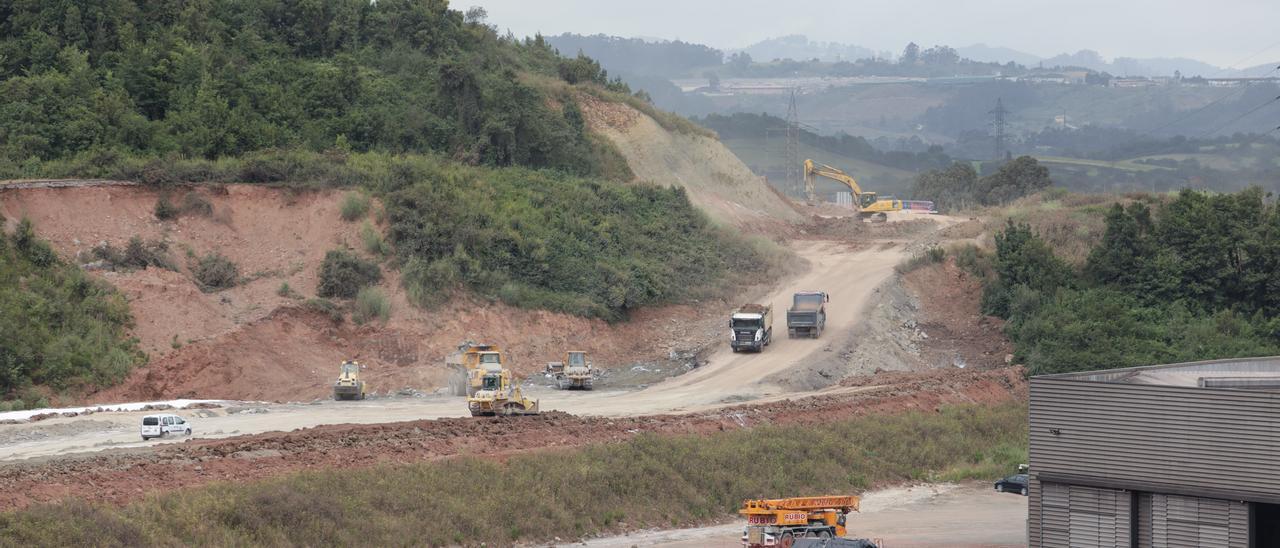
[
  {"x1": 568, "y1": 351, "x2": 587, "y2": 368},
  {"x1": 481, "y1": 374, "x2": 501, "y2": 391},
  {"x1": 859, "y1": 192, "x2": 878, "y2": 209}
]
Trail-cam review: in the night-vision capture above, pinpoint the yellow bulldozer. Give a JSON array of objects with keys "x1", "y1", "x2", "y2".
[
  {"x1": 332, "y1": 360, "x2": 367, "y2": 400},
  {"x1": 467, "y1": 367, "x2": 540, "y2": 416}
]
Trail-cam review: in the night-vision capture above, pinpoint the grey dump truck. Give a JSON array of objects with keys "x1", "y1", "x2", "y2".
[
  {"x1": 730, "y1": 304, "x2": 773, "y2": 352},
  {"x1": 787, "y1": 291, "x2": 829, "y2": 338}
]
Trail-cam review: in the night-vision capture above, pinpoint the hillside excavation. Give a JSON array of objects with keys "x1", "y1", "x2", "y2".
[
  {"x1": 546, "y1": 350, "x2": 595, "y2": 390},
  {"x1": 332, "y1": 360, "x2": 366, "y2": 400},
  {"x1": 740, "y1": 496, "x2": 868, "y2": 548}
]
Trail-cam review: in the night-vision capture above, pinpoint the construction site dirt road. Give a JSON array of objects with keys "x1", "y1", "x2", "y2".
[{"x1": 1, "y1": 231, "x2": 930, "y2": 462}]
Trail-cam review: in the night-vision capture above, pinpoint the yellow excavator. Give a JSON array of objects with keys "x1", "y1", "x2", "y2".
[
  {"x1": 333, "y1": 360, "x2": 367, "y2": 400},
  {"x1": 803, "y1": 159, "x2": 902, "y2": 222}
]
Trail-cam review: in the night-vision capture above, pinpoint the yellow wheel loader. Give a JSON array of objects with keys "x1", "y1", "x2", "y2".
[
  {"x1": 545, "y1": 350, "x2": 595, "y2": 390},
  {"x1": 333, "y1": 360, "x2": 367, "y2": 400}
]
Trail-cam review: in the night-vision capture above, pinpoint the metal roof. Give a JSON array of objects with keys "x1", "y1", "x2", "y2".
[{"x1": 1037, "y1": 356, "x2": 1280, "y2": 391}]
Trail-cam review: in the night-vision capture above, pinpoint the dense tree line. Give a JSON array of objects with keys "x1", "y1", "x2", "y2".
[
  {"x1": 982, "y1": 188, "x2": 1280, "y2": 375},
  {"x1": 0, "y1": 0, "x2": 628, "y2": 175},
  {"x1": 698, "y1": 112, "x2": 953, "y2": 171},
  {"x1": 910, "y1": 156, "x2": 1052, "y2": 211},
  {"x1": 0, "y1": 217, "x2": 142, "y2": 408}
]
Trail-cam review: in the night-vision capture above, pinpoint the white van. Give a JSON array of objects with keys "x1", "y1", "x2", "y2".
[{"x1": 140, "y1": 414, "x2": 192, "y2": 441}]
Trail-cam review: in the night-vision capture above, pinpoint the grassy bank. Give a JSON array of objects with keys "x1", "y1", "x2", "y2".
[{"x1": 0, "y1": 402, "x2": 1026, "y2": 546}]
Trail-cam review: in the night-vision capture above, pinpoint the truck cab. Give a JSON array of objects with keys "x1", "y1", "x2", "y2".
[
  {"x1": 731, "y1": 304, "x2": 772, "y2": 352},
  {"x1": 787, "y1": 291, "x2": 829, "y2": 339}
]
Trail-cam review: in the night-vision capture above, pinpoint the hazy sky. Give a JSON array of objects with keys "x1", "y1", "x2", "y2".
[{"x1": 470, "y1": 0, "x2": 1280, "y2": 67}]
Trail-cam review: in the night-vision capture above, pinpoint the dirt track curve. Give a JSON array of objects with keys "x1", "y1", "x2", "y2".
[{"x1": 0, "y1": 221, "x2": 944, "y2": 462}]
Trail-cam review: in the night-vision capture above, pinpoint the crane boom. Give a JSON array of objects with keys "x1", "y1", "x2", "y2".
[{"x1": 741, "y1": 496, "x2": 861, "y2": 513}]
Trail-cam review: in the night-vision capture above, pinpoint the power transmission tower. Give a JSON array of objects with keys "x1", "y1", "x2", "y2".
[
  {"x1": 785, "y1": 88, "x2": 802, "y2": 198},
  {"x1": 989, "y1": 97, "x2": 1008, "y2": 161}
]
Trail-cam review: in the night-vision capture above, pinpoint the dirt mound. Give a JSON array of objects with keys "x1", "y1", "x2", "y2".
[
  {"x1": 0, "y1": 367, "x2": 1026, "y2": 511},
  {"x1": 578, "y1": 94, "x2": 802, "y2": 229}
]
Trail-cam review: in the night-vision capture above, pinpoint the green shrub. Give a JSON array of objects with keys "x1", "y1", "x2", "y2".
[
  {"x1": 317, "y1": 250, "x2": 381, "y2": 299},
  {"x1": 276, "y1": 282, "x2": 299, "y2": 299},
  {"x1": 153, "y1": 196, "x2": 178, "y2": 220},
  {"x1": 303, "y1": 298, "x2": 344, "y2": 322},
  {"x1": 895, "y1": 245, "x2": 946, "y2": 274},
  {"x1": 353, "y1": 287, "x2": 391, "y2": 324},
  {"x1": 339, "y1": 193, "x2": 370, "y2": 222},
  {"x1": 192, "y1": 252, "x2": 239, "y2": 291},
  {"x1": 359, "y1": 222, "x2": 388, "y2": 256},
  {"x1": 93, "y1": 237, "x2": 175, "y2": 271},
  {"x1": 179, "y1": 191, "x2": 213, "y2": 216}
]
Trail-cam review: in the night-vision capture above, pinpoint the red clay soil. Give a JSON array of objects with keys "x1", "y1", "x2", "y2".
[
  {"x1": 902, "y1": 259, "x2": 1014, "y2": 370},
  {"x1": 0, "y1": 184, "x2": 734, "y2": 404},
  {"x1": 0, "y1": 367, "x2": 1026, "y2": 511}
]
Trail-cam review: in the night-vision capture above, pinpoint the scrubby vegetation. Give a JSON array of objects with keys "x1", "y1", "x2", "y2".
[
  {"x1": 317, "y1": 249, "x2": 381, "y2": 300},
  {"x1": 0, "y1": 219, "x2": 142, "y2": 407},
  {"x1": 0, "y1": 402, "x2": 1024, "y2": 545},
  {"x1": 353, "y1": 287, "x2": 391, "y2": 325},
  {"x1": 91, "y1": 236, "x2": 175, "y2": 271},
  {"x1": 979, "y1": 188, "x2": 1280, "y2": 375},
  {"x1": 192, "y1": 252, "x2": 240, "y2": 291},
  {"x1": 383, "y1": 159, "x2": 768, "y2": 319},
  {"x1": 339, "y1": 192, "x2": 370, "y2": 222}
]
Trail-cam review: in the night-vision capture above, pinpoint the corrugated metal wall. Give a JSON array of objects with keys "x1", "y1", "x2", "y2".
[
  {"x1": 1149, "y1": 494, "x2": 1248, "y2": 547},
  {"x1": 1030, "y1": 379, "x2": 1280, "y2": 500},
  {"x1": 1036, "y1": 482, "x2": 1130, "y2": 547},
  {"x1": 1029, "y1": 377, "x2": 1280, "y2": 547}
]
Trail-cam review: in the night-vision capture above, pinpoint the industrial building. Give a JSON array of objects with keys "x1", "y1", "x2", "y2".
[{"x1": 1029, "y1": 357, "x2": 1280, "y2": 547}]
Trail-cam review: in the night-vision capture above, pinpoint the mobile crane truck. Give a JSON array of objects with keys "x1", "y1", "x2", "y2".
[{"x1": 740, "y1": 496, "x2": 874, "y2": 548}]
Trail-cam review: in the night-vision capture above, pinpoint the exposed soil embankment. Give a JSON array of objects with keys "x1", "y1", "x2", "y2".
[
  {"x1": 0, "y1": 367, "x2": 1025, "y2": 511},
  {"x1": 579, "y1": 94, "x2": 802, "y2": 229},
  {"x1": 0, "y1": 183, "x2": 735, "y2": 403}
]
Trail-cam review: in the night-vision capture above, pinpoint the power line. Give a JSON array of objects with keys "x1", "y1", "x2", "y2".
[
  {"x1": 1145, "y1": 65, "x2": 1280, "y2": 135},
  {"x1": 784, "y1": 88, "x2": 802, "y2": 199},
  {"x1": 1204, "y1": 94, "x2": 1280, "y2": 136},
  {"x1": 989, "y1": 98, "x2": 1008, "y2": 161}
]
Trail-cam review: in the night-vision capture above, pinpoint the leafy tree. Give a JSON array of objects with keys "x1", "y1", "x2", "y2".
[
  {"x1": 982, "y1": 221, "x2": 1073, "y2": 318},
  {"x1": 911, "y1": 162, "x2": 978, "y2": 211},
  {"x1": 900, "y1": 43, "x2": 920, "y2": 65},
  {"x1": 976, "y1": 156, "x2": 1051, "y2": 205}
]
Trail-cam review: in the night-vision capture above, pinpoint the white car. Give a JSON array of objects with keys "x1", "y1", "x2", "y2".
[{"x1": 140, "y1": 413, "x2": 192, "y2": 441}]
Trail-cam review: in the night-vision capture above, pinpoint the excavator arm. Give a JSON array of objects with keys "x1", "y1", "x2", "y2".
[{"x1": 803, "y1": 159, "x2": 865, "y2": 201}]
